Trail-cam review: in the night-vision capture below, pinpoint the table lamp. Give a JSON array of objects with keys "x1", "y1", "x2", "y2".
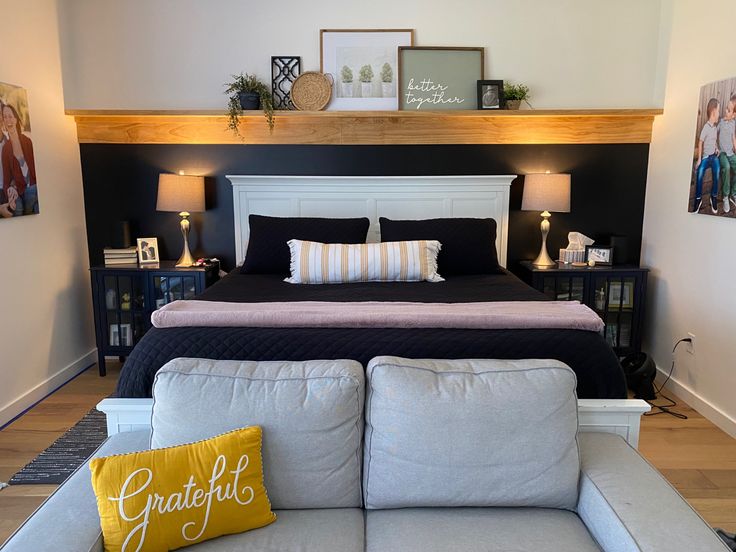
[
  {"x1": 521, "y1": 172, "x2": 571, "y2": 268},
  {"x1": 156, "y1": 173, "x2": 205, "y2": 267}
]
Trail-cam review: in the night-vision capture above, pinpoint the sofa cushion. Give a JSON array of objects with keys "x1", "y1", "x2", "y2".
[
  {"x1": 363, "y1": 356, "x2": 580, "y2": 510},
  {"x1": 150, "y1": 358, "x2": 364, "y2": 509},
  {"x1": 182, "y1": 509, "x2": 364, "y2": 551},
  {"x1": 365, "y1": 508, "x2": 600, "y2": 552}
]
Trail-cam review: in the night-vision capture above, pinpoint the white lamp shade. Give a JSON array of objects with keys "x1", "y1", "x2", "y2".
[
  {"x1": 156, "y1": 174, "x2": 205, "y2": 213},
  {"x1": 521, "y1": 173, "x2": 571, "y2": 213}
]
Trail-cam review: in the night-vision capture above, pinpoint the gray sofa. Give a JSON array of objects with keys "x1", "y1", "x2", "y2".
[{"x1": 1, "y1": 356, "x2": 728, "y2": 552}]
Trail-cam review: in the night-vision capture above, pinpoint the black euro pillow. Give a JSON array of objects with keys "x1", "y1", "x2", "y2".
[
  {"x1": 379, "y1": 217, "x2": 502, "y2": 275},
  {"x1": 241, "y1": 215, "x2": 371, "y2": 274}
]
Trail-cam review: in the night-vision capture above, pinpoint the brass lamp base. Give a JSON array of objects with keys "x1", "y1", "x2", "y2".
[
  {"x1": 532, "y1": 211, "x2": 556, "y2": 268},
  {"x1": 175, "y1": 211, "x2": 196, "y2": 267}
]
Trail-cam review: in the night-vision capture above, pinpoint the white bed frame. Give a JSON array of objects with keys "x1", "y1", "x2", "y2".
[
  {"x1": 97, "y1": 174, "x2": 650, "y2": 447},
  {"x1": 227, "y1": 175, "x2": 515, "y2": 267}
]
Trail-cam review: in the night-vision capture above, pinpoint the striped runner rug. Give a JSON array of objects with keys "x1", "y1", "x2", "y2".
[{"x1": 7, "y1": 408, "x2": 107, "y2": 485}]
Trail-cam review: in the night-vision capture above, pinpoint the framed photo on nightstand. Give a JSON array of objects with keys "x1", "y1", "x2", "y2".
[
  {"x1": 585, "y1": 245, "x2": 614, "y2": 266},
  {"x1": 137, "y1": 237, "x2": 159, "y2": 264}
]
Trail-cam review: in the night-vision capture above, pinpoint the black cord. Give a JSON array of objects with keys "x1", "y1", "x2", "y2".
[{"x1": 644, "y1": 338, "x2": 690, "y2": 419}]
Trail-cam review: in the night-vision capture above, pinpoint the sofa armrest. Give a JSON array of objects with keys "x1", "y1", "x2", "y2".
[
  {"x1": 0, "y1": 430, "x2": 150, "y2": 552},
  {"x1": 577, "y1": 432, "x2": 728, "y2": 552}
]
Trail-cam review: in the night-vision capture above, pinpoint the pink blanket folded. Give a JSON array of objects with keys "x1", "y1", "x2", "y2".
[{"x1": 151, "y1": 300, "x2": 604, "y2": 332}]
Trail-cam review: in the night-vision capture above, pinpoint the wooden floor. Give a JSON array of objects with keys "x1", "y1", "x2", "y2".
[
  {"x1": 0, "y1": 362, "x2": 119, "y2": 544},
  {"x1": 1, "y1": 364, "x2": 735, "y2": 546}
]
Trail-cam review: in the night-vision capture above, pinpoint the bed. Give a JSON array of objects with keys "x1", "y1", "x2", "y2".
[
  {"x1": 113, "y1": 175, "x2": 626, "y2": 400},
  {"x1": 116, "y1": 269, "x2": 625, "y2": 398}
]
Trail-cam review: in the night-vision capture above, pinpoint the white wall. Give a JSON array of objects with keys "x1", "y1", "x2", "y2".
[
  {"x1": 642, "y1": 0, "x2": 736, "y2": 436},
  {"x1": 0, "y1": 0, "x2": 95, "y2": 426},
  {"x1": 58, "y1": 0, "x2": 666, "y2": 110}
]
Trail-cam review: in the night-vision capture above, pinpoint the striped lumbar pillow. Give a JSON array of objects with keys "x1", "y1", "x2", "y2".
[{"x1": 285, "y1": 239, "x2": 444, "y2": 284}]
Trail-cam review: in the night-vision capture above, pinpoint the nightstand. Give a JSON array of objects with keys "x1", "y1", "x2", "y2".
[
  {"x1": 517, "y1": 261, "x2": 648, "y2": 357},
  {"x1": 90, "y1": 261, "x2": 220, "y2": 376}
]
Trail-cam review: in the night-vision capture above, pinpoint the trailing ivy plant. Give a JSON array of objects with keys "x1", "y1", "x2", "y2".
[
  {"x1": 380, "y1": 63, "x2": 393, "y2": 83},
  {"x1": 224, "y1": 72, "x2": 275, "y2": 139},
  {"x1": 359, "y1": 65, "x2": 374, "y2": 83}
]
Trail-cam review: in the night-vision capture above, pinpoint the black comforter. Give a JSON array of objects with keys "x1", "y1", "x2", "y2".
[{"x1": 115, "y1": 270, "x2": 626, "y2": 399}]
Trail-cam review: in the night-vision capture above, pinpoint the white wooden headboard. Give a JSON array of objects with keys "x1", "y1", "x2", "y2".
[{"x1": 226, "y1": 175, "x2": 516, "y2": 267}]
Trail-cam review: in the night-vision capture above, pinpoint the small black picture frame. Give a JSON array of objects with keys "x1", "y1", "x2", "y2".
[
  {"x1": 585, "y1": 245, "x2": 614, "y2": 265},
  {"x1": 477, "y1": 80, "x2": 504, "y2": 110}
]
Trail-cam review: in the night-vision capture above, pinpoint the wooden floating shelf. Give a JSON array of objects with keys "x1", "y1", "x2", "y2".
[{"x1": 67, "y1": 108, "x2": 663, "y2": 146}]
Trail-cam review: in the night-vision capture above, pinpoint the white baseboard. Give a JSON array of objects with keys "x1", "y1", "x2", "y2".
[
  {"x1": 655, "y1": 365, "x2": 736, "y2": 439},
  {"x1": 0, "y1": 348, "x2": 97, "y2": 428}
]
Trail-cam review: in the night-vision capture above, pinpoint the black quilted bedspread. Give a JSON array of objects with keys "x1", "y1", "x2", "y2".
[{"x1": 116, "y1": 271, "x2": 626, "y2": 399}]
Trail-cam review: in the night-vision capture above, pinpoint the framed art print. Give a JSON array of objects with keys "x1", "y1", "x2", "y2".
[
  {"x1": 477, "y1": 80, "x2": 504, "y2": 110},
  {"x1": 320, "y1": 29, "x2": 414, "y2": 110},
  {"x1": 398, "y1": 47, "x2": 484, "y2": 110}
]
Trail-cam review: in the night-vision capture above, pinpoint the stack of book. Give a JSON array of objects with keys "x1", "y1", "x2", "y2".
[{"x1": 104, "y1": 247, "x2": 137, "y2": 266}]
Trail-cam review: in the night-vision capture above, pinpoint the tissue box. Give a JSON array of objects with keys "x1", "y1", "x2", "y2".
[{"x1": 560, "y1": 248, "x2": 586, "y2": 264}]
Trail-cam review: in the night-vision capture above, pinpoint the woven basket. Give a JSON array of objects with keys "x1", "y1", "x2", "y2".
[{"x1": 291, "y1": 72, "x2": 333, "y2": 111}]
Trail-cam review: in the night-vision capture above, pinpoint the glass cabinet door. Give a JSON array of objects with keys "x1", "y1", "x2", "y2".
[
  {"x1": 102, "y1": 274, "x2": 146, "y2": 349},
  {"x1": 542, "y1": 275, "x2": 585, "y2": 302},
  {"x1": 593, "y1": 275, "x2": 637, "y2": 352},
  {"x1": 153, "y1": 275, "x2": 198, "y2": 308}
]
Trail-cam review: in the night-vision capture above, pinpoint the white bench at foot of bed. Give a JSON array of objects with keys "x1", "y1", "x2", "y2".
[{"x1": 97, "y1": 398, "x2": 651, "y2": 448}]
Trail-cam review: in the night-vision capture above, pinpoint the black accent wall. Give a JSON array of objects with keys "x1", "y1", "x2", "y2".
[{"x1": 80, "y1": 144, "x2": 649, "y2": 271}]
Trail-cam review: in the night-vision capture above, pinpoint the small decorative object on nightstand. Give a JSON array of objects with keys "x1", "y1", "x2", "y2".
[
  {"x1": 585, "y1": 245, "x2": 614, "y2": 266},
  {"x1": 156, "y1": 173, "x2": 205, "y2": 267},
  {"x1": 521, "y1": 172, "x2": 571, "y2": 268},
  {"x1": 517, "y1": 261, "x2": 648, "y2": 357},
  {"x1": 90, "y1": 261, "x2": 219, "y2": 376}
]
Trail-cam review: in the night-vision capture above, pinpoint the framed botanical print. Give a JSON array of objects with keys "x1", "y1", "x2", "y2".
[{"x1": 320, "y1": 29, "x2": 414, "y2": 110}]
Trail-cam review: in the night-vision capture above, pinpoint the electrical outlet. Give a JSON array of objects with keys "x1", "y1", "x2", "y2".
[{"x1": 687, "y1": 333, "x2": 695, "y2": 354}]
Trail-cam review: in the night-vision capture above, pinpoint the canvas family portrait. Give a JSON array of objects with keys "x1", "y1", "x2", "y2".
[
  {"x1": 0, "y1": 81, "x2": 38, "y2": 220},
  {"x1": 689, "y1": 75, "x2": 736, "y2": 217}
]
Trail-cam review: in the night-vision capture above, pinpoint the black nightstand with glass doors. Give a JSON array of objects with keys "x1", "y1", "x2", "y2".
[
  {"x1": 517, "y1": 261, "x2": 648, "y2": 357},
  {"x1": 90, "y1": 261, "x2": 219, "y2": 376}
]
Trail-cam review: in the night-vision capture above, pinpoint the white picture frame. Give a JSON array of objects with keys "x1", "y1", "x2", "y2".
[
  {"x1": 136, "y1": 237, "x2": 159, "y2": 264},
  {"x1": 320, "y1": 29, "x2": 414, "y2": 111}
]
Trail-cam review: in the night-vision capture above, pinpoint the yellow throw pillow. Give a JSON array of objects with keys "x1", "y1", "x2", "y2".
[{"x1": 90, "y1": 426, "x2": 276, "y2": 552}]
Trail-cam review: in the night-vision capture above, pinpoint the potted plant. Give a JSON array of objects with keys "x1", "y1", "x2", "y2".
[
  {"x1": 504, "y1": 83, "x2": 532, "y2": 110},
  {"x1": 380, "y1": 63, "x2": 393, "y2": 98},
  {"x1": 340, "y1": 65, "x2": 354, "y2": 98},
  {"x1": 225, "y1": 72, "x2": 275, "y2": 138},
  {"x1": 359, "y1": 64, "x2": 374, "y2": 98}
]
